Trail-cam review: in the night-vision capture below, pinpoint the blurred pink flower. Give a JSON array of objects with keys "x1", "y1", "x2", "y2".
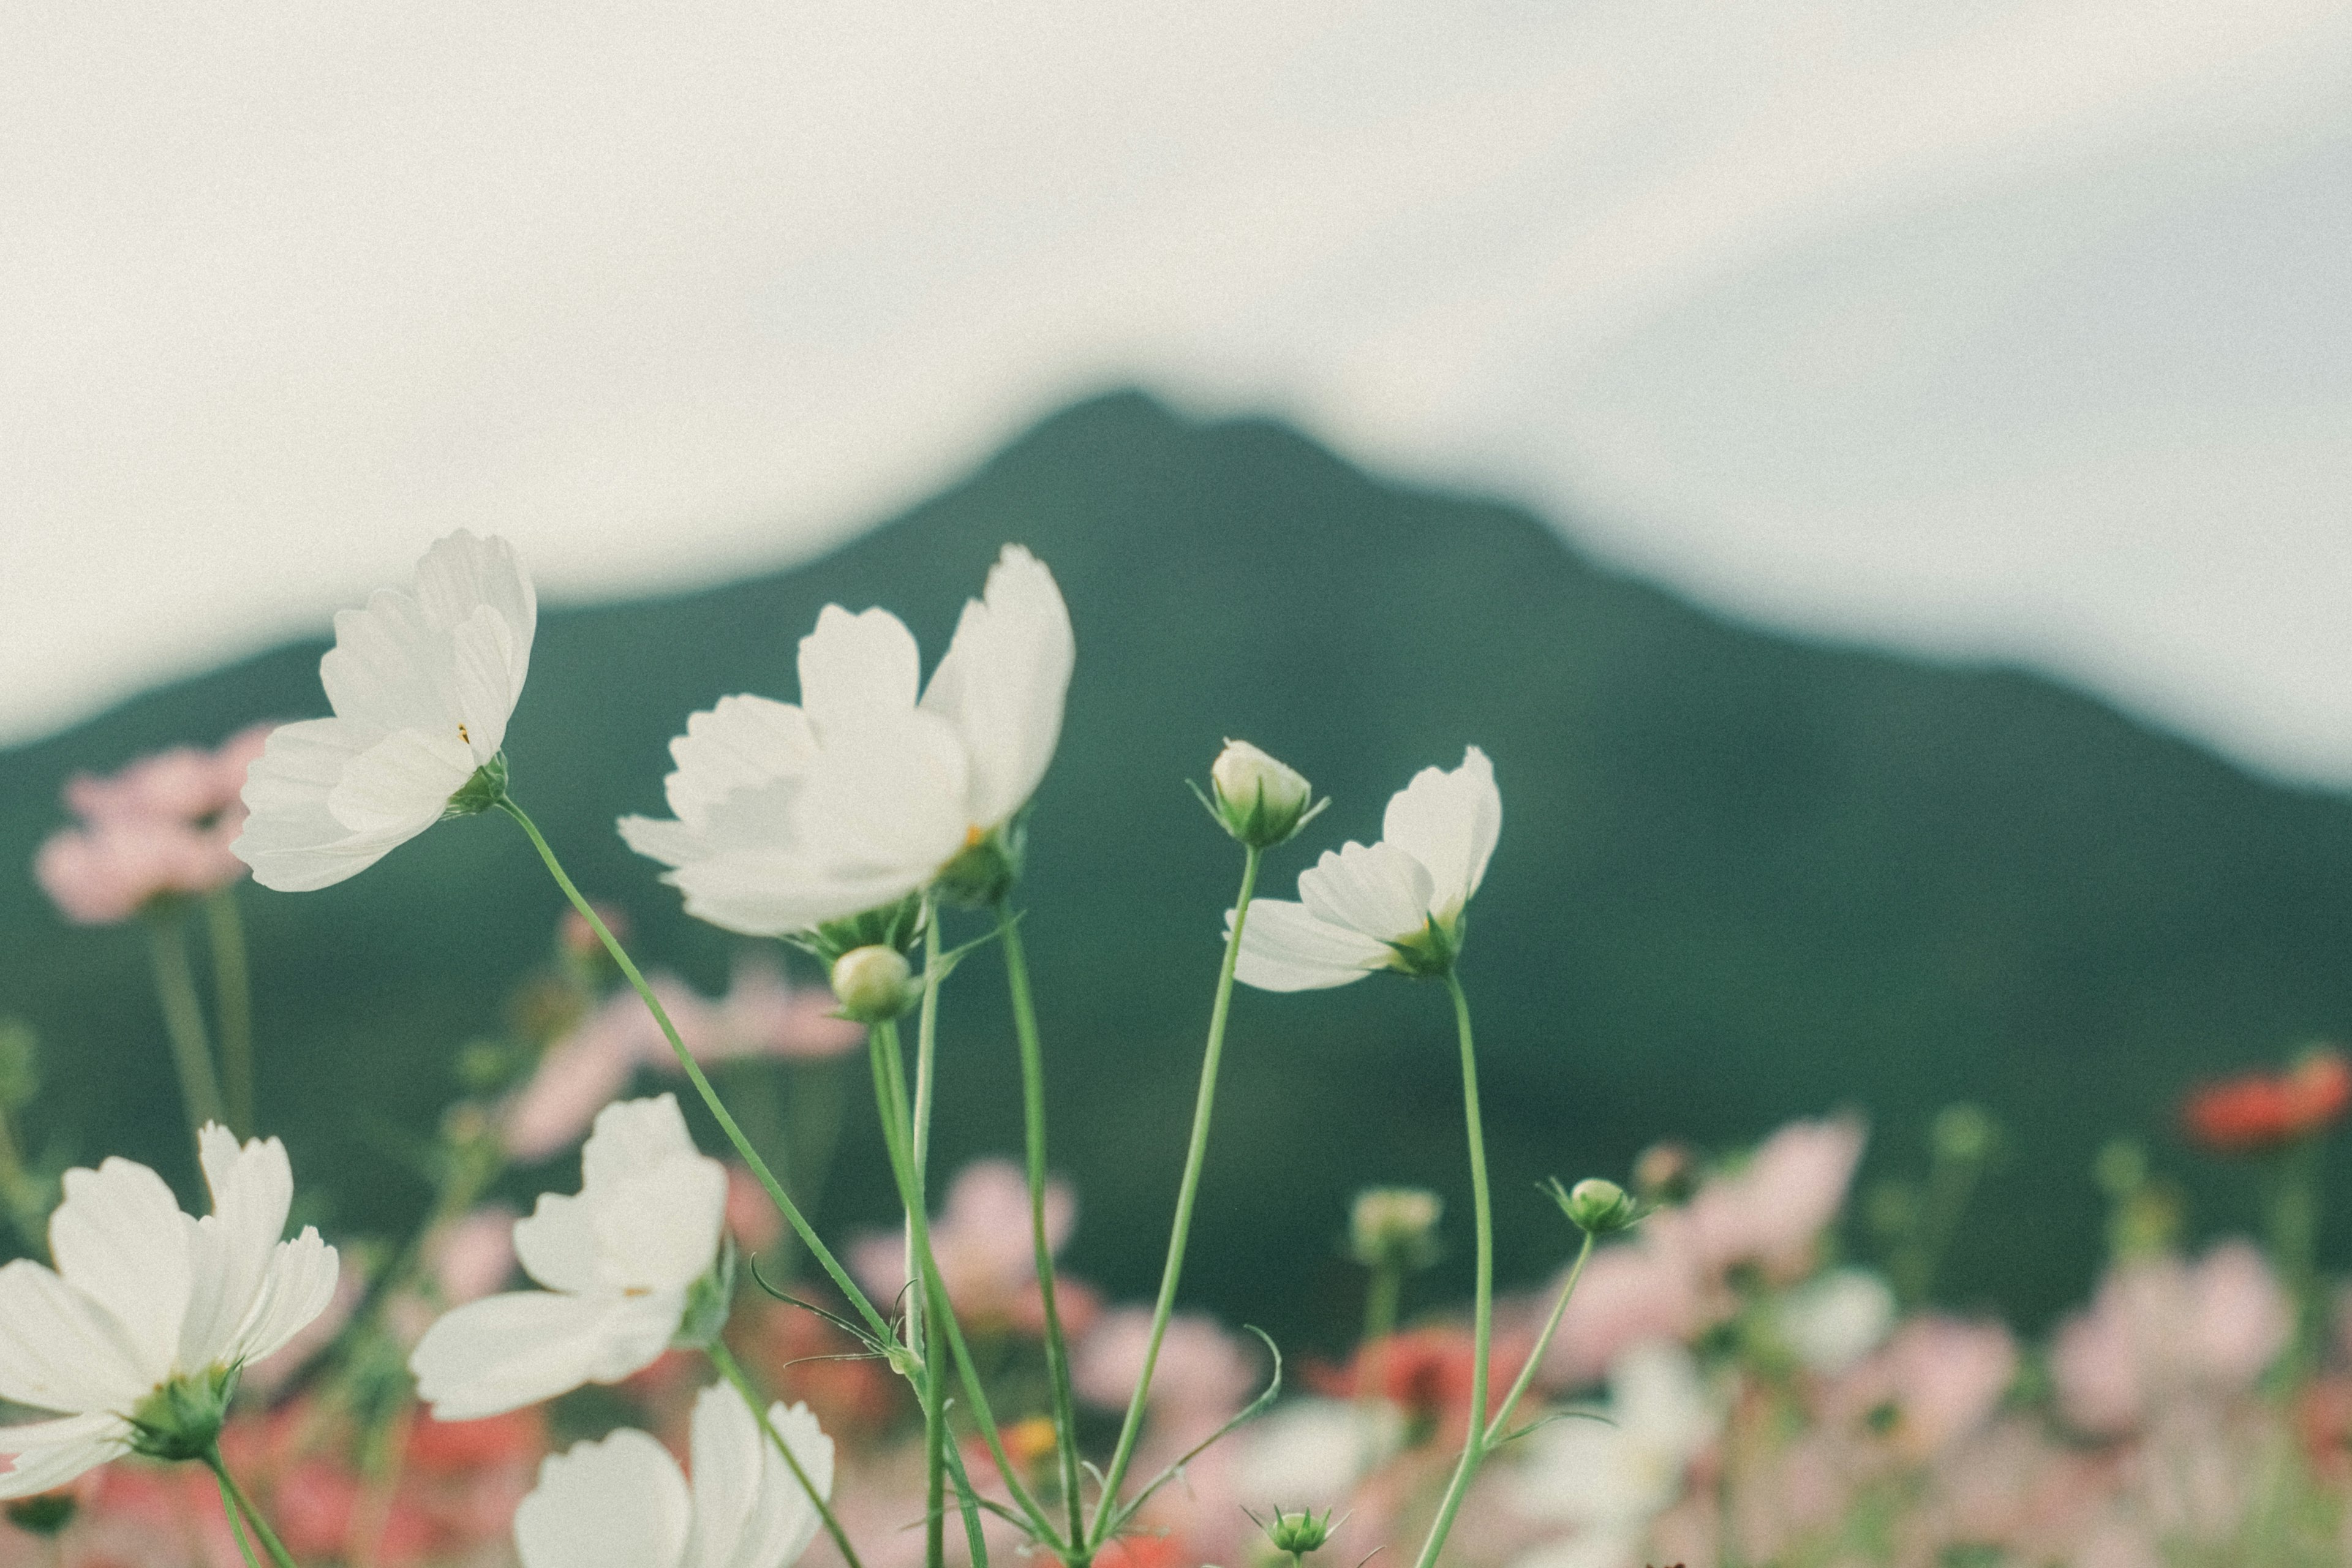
[
  {"x1": 429, "y1": 1204, "x2": 520, "y2": 1304},
  {"x1": 725, "y1": 1164, "x2": 786, "y2": 1254},
  {"x1": 498, "y1": 1005, "x2": 643, "y2": 1162},
  {"x1": 1537, "y1": 1233, "x2": 1710, "y2": 1390},
  {"x1": 853, "y1": 1158, "x2": 1077, "y2": 1332},
  {"x1": 1683, "y1": 1116, "x2": 1867, "y2": 1281},
  {"x1": 1074, "y1": 1307, "x2": 1256, "y2": 1436},
  {"x1": 1826, "y1": 1315, "x2": 2016, "y2": 1460},
  {"x1": 34, "y1": 726, "x2": 271, "y2": 925},
  {"x1": 2052, "y1": 1242, "x2": 2291, "y2": 1436}
]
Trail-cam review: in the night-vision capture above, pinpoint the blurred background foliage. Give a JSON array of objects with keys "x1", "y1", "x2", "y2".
[{"x1": 2, "y1": 390, "x2": 2347, "y2": 1355}]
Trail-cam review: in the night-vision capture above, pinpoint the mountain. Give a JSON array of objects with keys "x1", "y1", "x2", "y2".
[{"x1": 4, "y1": 390, "x2": 2348, "y2": 1351}]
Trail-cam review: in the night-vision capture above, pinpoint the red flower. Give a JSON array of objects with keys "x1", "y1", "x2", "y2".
[{"x1": 2182, "y1": 1047, "x2": 2352, "y2": 1154}]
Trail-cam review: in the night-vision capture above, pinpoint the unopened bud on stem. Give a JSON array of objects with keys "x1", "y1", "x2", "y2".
[
  {"x1": 1555, "y1": 1176, "x2": 1641, "y2": 1236},
  {"x1": 1349, "y1": 1186, "x2": 1443, "y2": 1272},
  {"x1": 1207, "y1": 740, "x2": 1321, "y2": 849},
  {"x1": 831, "y1": 946, "x2": 915, "y2": 1023}
]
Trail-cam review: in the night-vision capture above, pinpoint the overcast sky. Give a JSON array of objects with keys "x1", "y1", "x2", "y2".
[{"x1": 6, "y1": 2, "x2": 2350, "y2": 781}]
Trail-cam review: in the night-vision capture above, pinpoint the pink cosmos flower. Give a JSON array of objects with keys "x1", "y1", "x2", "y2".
[
  {"x1": 852, "y1": 1158, "x2": 1079, "y2": 1332},
  {"x1": 1682, "y1": 1116, "x2": 1867, "y2": 1281},
  {"x1": 1074, "y1": 1307, "x2": 1256, "y2": 1436},
  {"x1": 33, "y1": 725, "x2": 273, "y2": 924},
  {"x1": 2051, "y1": 1241, "x2": 2291, "y2": 1436}
]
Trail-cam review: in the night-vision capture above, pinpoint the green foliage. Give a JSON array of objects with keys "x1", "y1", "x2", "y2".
[{"x1": 3, "y1": 391, "x2": 2350, "y2": 1352}]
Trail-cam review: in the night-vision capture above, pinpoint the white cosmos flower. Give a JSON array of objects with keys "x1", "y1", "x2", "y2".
[
  {"x1": 0, "y1": 1128, "x2": 339, "y2": 1498},
  {"x1": 233, "y1": 530, "x2": 535, "y2": 892},
  {"x1": 1231, "y1": 747, "x2": 1500, "y2": 991},
  {"x1": 514, "y1": 1384, "x2": 833, "y2": 1568},
  {"x1": 411, "y1": 1095, "x2": 725, "y2": 1420},
  {"x1": 1508, "y1": 1341, "x2": 1716, "y2": 1568},
  {"x1": 619, "y1": 545, "x2": 1073, "y2": 935}
]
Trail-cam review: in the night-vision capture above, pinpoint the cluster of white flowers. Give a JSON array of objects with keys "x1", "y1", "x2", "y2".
[{"x1": 2, "y1": 528, "x2": 1515, "y2": 1565}]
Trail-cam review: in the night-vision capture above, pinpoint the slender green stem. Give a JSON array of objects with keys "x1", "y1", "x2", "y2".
[
  {"x1": 213, "y1": 1468, "x2": 266, "y2": 1568},
  {"x1": 994, "y1": 908, "x2": 1088, "y2": 1558},
  {"x1": 1088, "y1": 845, "x2": 1260, "y2": 1545},
  {"x1": 205, "y1": 1447, "x2": 299, "y2": 1568},
  {"x1": 913, "y1": 900, "x2": 946, "y2": 1568},
  {"x1": 2271, "y1": 1136, "x2": 2324, "y2": 1378},
  {"x1": 870, "y1": 1022, "x2": 1062, "y2": 1548},
  {"x1": 1409, "y1": 971, "x2": 1494, "y2": 1568},
  {"x1": 146, "y1": 912, "x2": 226, "y2": 1148},
  {"x1": 204, "y1": 888, "x2": 256, "y2": 1138},
  {"x1": 495, "y1": 796, "x2": 893, "y2": 1346},
  {"x1": 710, "y1": 1338, "x2": 865, "y2": 1568},
  {"x1": 1482, "y1": 1231, "x2": 1594, "y2": 1447},
  {"x1": 0, "y1": 1106, "x2": 49, "y2": 1262}
]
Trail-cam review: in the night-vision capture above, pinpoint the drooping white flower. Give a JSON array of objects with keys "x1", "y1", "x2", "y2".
[
  {"x1": 411, "y1": 1095, "x2": 726, "y2": 1420},
  {"x1": 233, "y1": 530, "x2": 536, "y2": 892},
  {"x1": 1231, "y1": 747, "x2": 1500, "y2": 991},
  {"x1": 619, "y1": 545, "x2": 1073, "y2": 936},
  {"x1": 0, "y1": 1129, "x2": 339, "y2": 1497},
  {"x1": 1509, "y1": 1342, "x2": 1716, "y2": 1568},
  {"x1": 513, "y1": 1383, "x2": 834, "y2": 1568}
]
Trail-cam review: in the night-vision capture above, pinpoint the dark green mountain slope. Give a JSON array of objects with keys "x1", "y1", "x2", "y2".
[{"x1": 4, "y1": 390, "x2": 2348, "y2": 1349}]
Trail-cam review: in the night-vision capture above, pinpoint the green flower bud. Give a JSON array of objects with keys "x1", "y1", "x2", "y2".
[
  {"x1": 831, "y1": 945, "x2": 916, "y2": 1023},
  {"x1": 1254, "y1": 1504, "x2": 1340, "y2": 1558},
  {"x1": 1208, "y1": 741, "x2": 1321, "y2": 849},
  {"x1": 1348, "y1": 1186, "x2": 1443, "y2": 1272},
  {"x1": 1555, "y1": 1176, "x2": 1641, "y2": 1236}
]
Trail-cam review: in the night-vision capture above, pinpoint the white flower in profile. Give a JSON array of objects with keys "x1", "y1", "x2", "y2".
[
  {"x1": 411, "y1": 1095, "x2": 726, "y2": 1420},
  {"x1": 0, "y1": 1128, "x2": 339, "y2": 1497},
  {"x1": 620, "y1": 545, "x2": 1073, "y2": 936},
  {"x1": 233, "y1": 530, "x2": 536, "y2": 892},
  {"x1": 514, "y1": 1384, "x2": 834, "y2": 1568},
  {"x1": 1231, "y1": 747, "x2": 1500, "y2": 991}
]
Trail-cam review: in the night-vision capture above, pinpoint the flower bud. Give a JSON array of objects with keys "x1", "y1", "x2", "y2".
[
  {"x1": 1254, "y1": 1504, "x2": 1340, "y2": 1558},
  {"x1": 1207, "y1": 740, "x2": 1319, "y2": 849},
  {"x1": 830, "y1": 945, "x2": 915, "y2": 1023},
  {"x1": 1348, "y1": 1186, "x2": 1443, "y2": 1272},
  {"x1": 1556, "y1": 1176, "x2": 1640, "y2": 1236}
]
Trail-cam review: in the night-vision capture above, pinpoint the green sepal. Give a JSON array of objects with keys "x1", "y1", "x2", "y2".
[
  {"x1": 441, "y1": 752, "x2": 510, "y2": 820},
  {"x1": 128, "y1": 1364, "x2": 239, "y2": 1462},
  {"x1": 785, "y1": 892, "x2": 927, "y2": 967},
  {"x1": 671, "y1": 1237, "x2": 739, "y2": 1352}
]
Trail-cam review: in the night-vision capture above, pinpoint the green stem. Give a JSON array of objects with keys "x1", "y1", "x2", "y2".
[
  {"x1": 0, "y1": 1106, "x2": 50, "y2": 1262},
  {"x1": 205, "y1": 1447, "x2": 299, "y2": 1568},
  {"x1": 913, "y1": 903, "x2": 945, "y2": 1568},
  {"x1": 1088, "y1": 845, "x2": 1259, "y2": 1545},
  {"x1": 146, "y1": 912, "x2": 227, "y2": 1148},
  {"x1": 710, "y1": 1338, "x2": 865, "y2": 1568},
  {"x1": 1408, "y1": 971, "x2": 1494, "y2": 1568},
  {"x1": 495, "y1": 796, "x2": 894, "y2": 1346},
  {"x1": 1482, "y1": 1231, "x2": 1594, "y2": 1447},
  {"x1": 870, "y1": 1020, "x2": 1062, "y2": 1548},
  {"x1": 204, "y1": 888, "x2": 256, "y2": 1138},
  {"x1": 2271, "y1": 1136, "x2": 2324, "y2": 1378},
  {"x1": 995, "y1": 907, "x2": 1088, "y2": 1558}
]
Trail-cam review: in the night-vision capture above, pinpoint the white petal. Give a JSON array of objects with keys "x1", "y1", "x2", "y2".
[
  {"x1": 1231, "y1": 900, "x2": 1393, "y2": 992},
  {"x1": 178, "y1": 1128, "x2": 294, "y2": 1370},
  {"x1": 0, "y1": 1261, "x2": 152, "y2": 1415},
  {"x1": 660, "y1": 695, "x2": 819, "y2": 829},
  {"x1": 450, "y1": 603, "x2": 524, "y2": 761},
  {"x1": 619, "y1": 814, "x2": 714, "y2": 871},
  {"x1": 233, "y1": 719, "x2": 418, "y2": 892},
  {"x1": 48, "y1": 1158, "x2": 191, "y2": 1389},
  {"x1": 919, "y1": 545, "x2": 1074, "y2": 831},
  {"x1": 684, "y1": 1385, "x2": 833, "y2": 1568},
  {"x1": 413, "y1": 530, "x2": 537, "y2": 653},
  {"x1": 1297, "y1": 842, "x2": 1434, "y2": 945},
  {"x1": 320, "y1": 587, "x2": 461, "y2": 736},
  {"x1": 513, "y1": 1191, "x2": 600, "y2": 1295},
  {"x1": 410, "y1": 1289, "x2": 684, "y2": 1420},
  {"x1": 326, "y1": 728, "x2": 477, "y2": 836},
  {"x1": 514, "y1": 1428, "x2": 690, "y2": 1568},
  {"x1": 592, "y1": 1155, "x2": 728, "y2": 1295},
  {"x1": 225, "y1": 1230, "x2": 340, "y2": 1368},
  {"x1": 785, "y1": 714, "x2": 971, "y2": 886},
  {"x1": 581, "y1": 1096, "x2": 699, "y2": 1193},
  {"x1": 0, "y1": 1412, "x2": 134, "y2": 1501},
  {"x1": 668, "y1": 854, "x2": 933, "y2": 941},
  {"x1": 797, "y1": 605, "x2": 921, "y2": 739},
  {"x1": 1380, "y1": 747, "x2": 1501, "y2": 917}
]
